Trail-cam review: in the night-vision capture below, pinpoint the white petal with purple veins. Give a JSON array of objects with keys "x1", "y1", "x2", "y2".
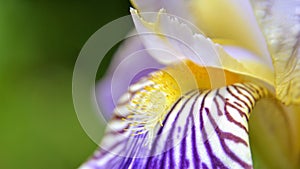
[{"x1": 80, "y1": 70, "x2": 268, "y2": 169}]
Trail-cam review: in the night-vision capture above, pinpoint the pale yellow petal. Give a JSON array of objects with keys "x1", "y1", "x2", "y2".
[
  {"x1": 130, "y1": 9, "x2": 274, "y2": 87},
  {"x1": 251, "y1": 0, "x2": 300, "y2": 104},
  {"x1": 189, "y1": 0, "x2": 271, "y2": 63}
]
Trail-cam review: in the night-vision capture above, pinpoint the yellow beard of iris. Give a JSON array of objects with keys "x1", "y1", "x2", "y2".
[{"x1": 123, "y1": 59, "x2": 245, "y2": 146}]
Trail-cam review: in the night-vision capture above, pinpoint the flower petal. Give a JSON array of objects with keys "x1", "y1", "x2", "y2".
[
  {"x1": 130, "y1": 9, "x2": 274, "y2": 85},
  {"x1": 249, "y1": 98, "x2": 299, "y2": 169},
  {"x1": 251, "y1": 0, "x2": 300, "y2": 104},
  {"x1": 189, "y1": 0, "x2": 271, "y2": 59},
  {"x1": 131, "y1": 0, "x2": 272, "y2": 65},
  {"x1": 80, "y1": 68, "x2": 269, "y2": 168},
  {"x1": 96, "y1": 35, "x2": 163, "y2": 119},
  {"x1": 130, "y1": 0, "x2": 192, "y2": 21}
]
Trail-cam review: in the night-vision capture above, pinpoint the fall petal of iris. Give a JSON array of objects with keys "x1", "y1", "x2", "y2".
[{"x1": 81, "y1": 75, "x2": 269, "y2": 168}]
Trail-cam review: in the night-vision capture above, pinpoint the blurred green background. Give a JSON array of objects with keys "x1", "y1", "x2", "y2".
[{"x1": 0, "y1": 1, "x2": 130, "y2": 168}]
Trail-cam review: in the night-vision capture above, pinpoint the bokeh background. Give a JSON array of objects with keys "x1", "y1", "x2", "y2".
[{"x1": 0, "y1": 1, "x2": 130, "y2": 168}]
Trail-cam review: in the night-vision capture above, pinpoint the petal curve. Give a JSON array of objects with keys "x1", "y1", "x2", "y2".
[{"x1": 81, "y1": 68, "x2": 269, "y2": 168}]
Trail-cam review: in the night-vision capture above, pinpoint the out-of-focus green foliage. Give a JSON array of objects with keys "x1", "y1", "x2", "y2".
[{"x1": 0, "y1": 1, "x2": 129, "y2": 168}]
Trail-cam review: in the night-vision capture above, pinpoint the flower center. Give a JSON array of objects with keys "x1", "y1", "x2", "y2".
[
  {"x1": 123, "y1": 59, "x2": 246, "y2": 146},
  {"x1": 123, "y1": 69, "x2": 181, "y2": 146}
]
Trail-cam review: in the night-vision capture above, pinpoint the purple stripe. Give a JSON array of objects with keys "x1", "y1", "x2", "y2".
[
  {"x1": 129, "y1": 134, "x2": 149, "y2": 167},
  {"x1": 157, "y1": 97, "x2": 185, "y2": 135},
  {"x1": 243, "y1": 83, "x2": 263, "y2": 99},
  {"x1": 233, "y1": 85, "x2": 256, "y2": 106},
  {"x1": 224, "y1": 103, "x2": 249, "y2": 134},
  {"x1": 205, "y1": 107, "x2": 251, "y2": 169},
  {"x1": 145, "y1": 96, "x2": 184, "y2": 168},
  {"x1": 164, "y1": 91, "x2": 199, "y2": 168},
  {"x1": 233, "y1": 101, "x2": 244, "y2": 109},
  {"x1": 233, "y1": 85, "x2": 255, "y2": 107},
  {"x1": 117, "y1": 132, "x2": 148, "y2": 168},
  {"x1": 202, "y1": 162, "x2": 209, "y2": 169},
  {"x1": 200, "y1": 91, "x2": 210, "y2": 131},
  {"x1": 225, "y1": 101, "x2": 249, "y2": 121},
  {"x1": 213, "y1": 90, "x2": 223, "y2": 116},
  {"x1": 180, "y1": 101, "x2": 191, "y2": 168},
  {"x1": 199, "y1": 91, "x2": 228, "y2": 169},
  {"x1": 215, "y1": 91, "x2": 249, "y2": 133},
  {"x1": 145, "y1": 91, "x2": 197, "y2": 168},
  {"x1": 106, "y1": 124, "x2": 129, "y2": 135},
  {"x1": 226, "y1": 87, "x2": 251, "y2": 113},
  {"x1": 220, "y1": 131, "x2": 248, "y2": 146},
  {"x1": 168, "y1": 145, "x2": 175, "y2": 169},
  {"x1": 159, "y1": 151, "x2": 167, "y2": 169},
  {"x1": 189, "y1": 93, "x2": 201, "y2": 169},
  {"x1": 179, "y1": 92, "x2": 200, "y2": 168}
]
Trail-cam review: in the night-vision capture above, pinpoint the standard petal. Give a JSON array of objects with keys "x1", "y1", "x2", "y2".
[
  {"x1": 189, "y1": 0, "x2": 271, "y2": 60},
  {"x1": 251, "y1": 0, "x2": 300, "y2": 105},
  {"x1": 131, "y1": 0, "x2": 272, "y2": 65},
  {"x1": 130, "y1": 9, "x2": 274, "y2": 86},
  {"x1": 96, "y1": 35, "x2": 163, "y2": 119},
  {"x1": 80, "y1": 67, "x2": 269, "y2": 168}
]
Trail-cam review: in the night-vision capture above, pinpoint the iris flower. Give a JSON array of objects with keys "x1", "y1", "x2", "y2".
[{"x1": 80, "y1": 0, "x2": 300, "y2": 168}]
